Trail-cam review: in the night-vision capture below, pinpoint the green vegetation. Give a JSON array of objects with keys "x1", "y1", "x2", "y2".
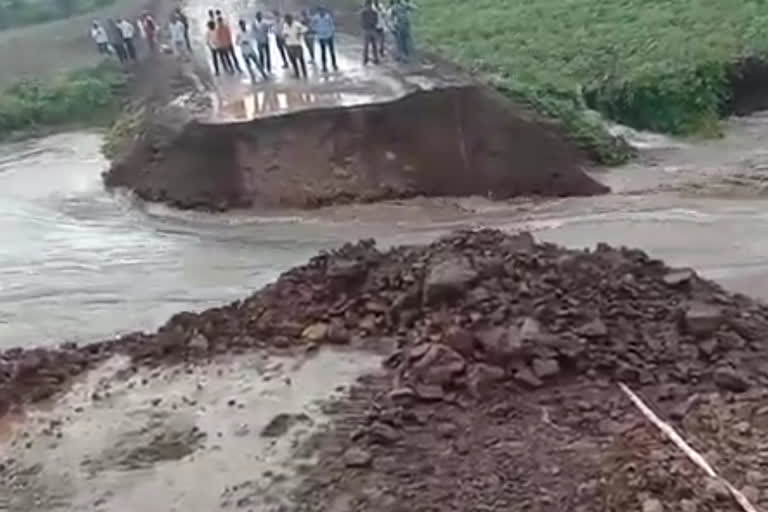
[
  {"x1": 0, "y1": 62, "x2": 127, "y2": 140},
  {"x1": 415, "y1": 0, "x2": 768, "y2": 163},
  {"x1": 0, "y1": 0, "x2": 115, "y2": 29}
]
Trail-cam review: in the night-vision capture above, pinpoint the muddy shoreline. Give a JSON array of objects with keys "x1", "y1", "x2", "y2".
[{"x1": 4, "y1": 229, "x2": 768, "y2": 510}]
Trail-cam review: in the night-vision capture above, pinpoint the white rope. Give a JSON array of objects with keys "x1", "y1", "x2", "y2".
[{"x1": 619, "y1": 383, "x2": 761, "y2": 512}]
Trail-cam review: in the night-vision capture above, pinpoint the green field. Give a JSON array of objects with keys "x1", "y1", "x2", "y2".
[
  {"x1": 416, "y1": 0, "x2": 768, "y2": 163},
  {"x1": 0, "y1": 62, "x2": 127, "y2": 140}
]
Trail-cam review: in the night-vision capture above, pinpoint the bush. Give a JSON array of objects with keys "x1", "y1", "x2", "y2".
[
  {"x1": 0, "y1": 61, "x2": 126, "y2": 138},
  {"x1": 415, "y1": 0, "x2": 768, "y2": 163},
  {"x1": 0, "y1": 0, "x2": 116, "y2": 29}
]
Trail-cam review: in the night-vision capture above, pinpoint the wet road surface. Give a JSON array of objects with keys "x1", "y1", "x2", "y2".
[
  {"x1": 0, "y1": 348, "x2": 381, "y2": 511},
  {"x1": 180, "y1": 0, "x2": 466, "y2": 122}
]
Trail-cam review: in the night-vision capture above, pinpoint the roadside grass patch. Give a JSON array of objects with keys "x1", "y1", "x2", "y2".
[
  {"x1": 0, "y1": 61, "x2": 127, "y2": 140},
  {"x1": 0, "y1": 0, "x2": 116, "y2": 30},
  {"x1": 416, "y1": 0, "x2": 768, "y2": 163}
]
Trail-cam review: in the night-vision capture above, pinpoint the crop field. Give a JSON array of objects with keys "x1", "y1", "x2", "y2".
[{"x1": 415, "y1": 0, "x2": 768, "y2": 162}]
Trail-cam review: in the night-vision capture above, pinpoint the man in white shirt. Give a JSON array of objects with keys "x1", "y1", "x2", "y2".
[
  {"x1": 118, "y1": 19, "x2": 137, "y2": 61},
  {"x1": 91, "y1": 21, "x2": 110, "y2": 54},
  {"x1": 169, "y1": 15, "x2": 188, "y2": 57},
  {"x1": 237, "y1": 19, "x2": 269, "y2": 81},
  {"x1": 282, "y1": 14, "x2": 307, "y2": 78}
]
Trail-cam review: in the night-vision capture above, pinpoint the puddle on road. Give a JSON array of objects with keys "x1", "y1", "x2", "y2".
[
  {"x1": 0, "y1": 348, "x2": 382, "y2": 512},
  {"x1": 214, "y1": 89, "x2": 375, "y2": 121}
]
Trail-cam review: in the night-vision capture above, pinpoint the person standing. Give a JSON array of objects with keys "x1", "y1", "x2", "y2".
[
  {"x1": 300, "y1": 10, "x2": 316, "y2": 64},
  {"x1": 141, "y1": 12, "x2": 158, "y2": 53},
  {"x1": 216, "y1": 13, "x2": 241, "y2": 73},
  {"x1": 106, "y1": 18, "x2": 127, "y2": 62},
  {"x1": 390, "y1": 0, "x2": 414, "y2": 62},
  {"x1": 206, "y1": 20, "x2": 225, "y2": 75},
  {"x1": 91, "y1": 21, "x2": 110, "y2": 54},
  {"x1": 252, "y1": 11, "x2": 272, "y2": 72},
  {"x1": 313, "y1": 9, "x2": 337, "y2": 73},
  {"x1": 169, "y1": 15, "x2": 188, "y2": 57},
  {"x1": 373, "y1": 0, "x2": 387, "y2": 58},
  {"x1": 272, "y1": 10, "x2": 290, "y2": 69},
  {"x1": 118, "y1": 18, "x2": 137, "y2": 60},
  {"x1": 175, "y1": 7, "x2": 192, "y2": 51},
  {"x1": 237, "y1": 19, "x2": 269, "y2": 81},
  {"x1": 361, "y1": 0, "x2": 379, "y2": 65},
  {"x1": 283, "y1": 14, "x2": 307, "y2": 79}
]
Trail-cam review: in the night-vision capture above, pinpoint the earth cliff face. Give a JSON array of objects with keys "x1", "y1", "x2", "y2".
[{"x1": 104, "y1": 85, "x2": 608, "y2": 210}]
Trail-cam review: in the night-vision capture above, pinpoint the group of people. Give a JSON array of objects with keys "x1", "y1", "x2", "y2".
[
  {"x1": 361, "y1": 0, "x2": 414, "y2": 65},
  {"x1": 206, "y1": 8, "x2": 339, "y2": 81},
  {"x1": 90, "y1": 8, "x2": 191, "y2": 63}
]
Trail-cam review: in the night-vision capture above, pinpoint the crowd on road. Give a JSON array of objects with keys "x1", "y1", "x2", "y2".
[
  {"x1": 89, "y1": 8, "x2": 191, "y2": 63},
  {"x1": 90, "y1": 0, "x2": 415, "y2": 81}
]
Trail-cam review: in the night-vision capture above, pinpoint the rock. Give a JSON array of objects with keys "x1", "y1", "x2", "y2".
[
  {"x1": 368, "y1": 422, "x2": 400, "y2": 444},
  {"x1": 663, "y1": 268, "x2": 695, "y2": 286},
  {"x1": 704, "y1": 477, "x2": 730, "y2": 501},
  {"x1": 501, "y1": 231, "x2": 535, "y2": 253},
  {"x1": 412, "y1": 344, "x2": 466, "y2": 386},
  {"x1": 467, "y1": 363, "x2": 505, "y2": 398},
  {"x1": 684, "y1": 303, "x2": 722, "y2": 336},
  {"x1": 414, "y1": 383, "x2": 445, "y2": 401},
  {"x1": 260, "y1": 413, "x2": 312, "y2": 437},
  {"x1": 698, "y1": 338, "x2": 718, "y2": 357},
  {"x1": 746, "y1": 470, "x2": 762, "y2": 486},
  {"x1": 343, "y1": 447, "x2": 373, "y2": 468},
  {"x1": 388, "y1": 387, "x2": 416, "y2": 402},
  {"x1": 187, "y1": 333, "x2": 209, "y2": 351},
  {"x1": 301, "y1": 322, "x2": 329, "y2": 342},
  {"x1": 641, "y1": 498, "x2": 663, "y2": 512},
  {"x1": 740, "y1": 485, "x2": 760, "y2": 503},
  {"x1": 576, "y1": 319, "x2": 607, "y2": 338},
  {"x1": 442, "y1": 326, "x2": 476, "y2": 358},
  {"x1": 679, "y1": 499, "x2": 697, "y2": 512},
  {"x1": 423, "y1": 258, "x2": 478, "y2": 305},
  {"x1": 532, "y1": 358, "x2": 560, "y2": 379},
  {"x1": 514, "y1": 367, "x2": 542, "y2": 388},
  {"x1": 436, "y1": 422, "x2": 458, "y2": 438},
  {"x1": 520, "y1": 317, "x2": 543, "y2": 341},
  {"x1": 713, "y1": 366, "x2": 750, "y2": 392},
  {"x1": 478, "y1": 326, "x2": 524, "y2": 363},
  {"x1": 326, "y1": 320, "x2": 350, "y2": 344}
]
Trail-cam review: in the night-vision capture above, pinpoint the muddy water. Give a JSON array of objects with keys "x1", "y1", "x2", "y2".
[{"x1": 4, "y1": 116, "x2": 768, "y2": 347}]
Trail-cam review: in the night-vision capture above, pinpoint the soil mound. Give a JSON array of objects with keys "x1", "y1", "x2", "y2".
[
  {"x1": 3, "y1": 228, "x2": 767, "y2": 411},
  {"x1": 3, "y1": 229, "x2": 767, "y2": 510},
  {"x1": 103, "y1": 86, "x2": 608, "y2": 210}
]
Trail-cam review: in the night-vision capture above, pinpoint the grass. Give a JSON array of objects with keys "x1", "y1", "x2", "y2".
[
  {"x1": 0, "y1": 61, "x2": 127, "y2": 140},
  {"x1": 415, "y1": 0, "x2": 768, "y2": 164},
  {"x1": 0, "y1": 0, "x2": 116, "y2": 30}
]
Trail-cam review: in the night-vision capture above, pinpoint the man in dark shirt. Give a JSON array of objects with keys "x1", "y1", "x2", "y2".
[{"x1": 360, "y1": 0, "x2": 379, "y2": 64}]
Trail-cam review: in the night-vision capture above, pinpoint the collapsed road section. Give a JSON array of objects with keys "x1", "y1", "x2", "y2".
[
  {"x1": 104, "y1": 85, "x2": 608, "y2": 210},
  {"x1": 2, "y1": 229, "x2": 768, "y2": 510}
]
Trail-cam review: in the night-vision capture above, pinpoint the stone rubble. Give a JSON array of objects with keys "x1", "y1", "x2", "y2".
[{"x1": 2, "y1": 228, "x2": 768, "y2": 510}]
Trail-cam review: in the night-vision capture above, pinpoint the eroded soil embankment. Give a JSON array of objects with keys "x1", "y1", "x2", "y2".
[{"x1": 104, "y1": 85, "x2": 607, "y2": 210}]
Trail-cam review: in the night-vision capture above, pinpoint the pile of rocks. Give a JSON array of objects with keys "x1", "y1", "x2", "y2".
[{"x1": 2, "y1": 229, "x2": 768, "y2": 414}]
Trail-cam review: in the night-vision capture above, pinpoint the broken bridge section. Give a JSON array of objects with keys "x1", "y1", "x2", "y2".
[{"x1": 105, "y1": 84, "x2": 608, "y2": 211}]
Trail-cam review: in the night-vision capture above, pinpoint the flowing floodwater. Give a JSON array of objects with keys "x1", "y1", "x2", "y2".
[{"x1": 4, "y1": 114, "x2": 768, "y2": 348}]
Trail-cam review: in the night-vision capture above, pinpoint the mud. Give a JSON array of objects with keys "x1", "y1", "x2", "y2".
[
  {"x1": 105, "y1": 85, "x2": 606, "y2": 210},
  {"x1": 4, "y1": 228, "x2": 768, "y2": 509},
  {"x1": 0, "y1": 349, "x2": 381, "y2": 511}
]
